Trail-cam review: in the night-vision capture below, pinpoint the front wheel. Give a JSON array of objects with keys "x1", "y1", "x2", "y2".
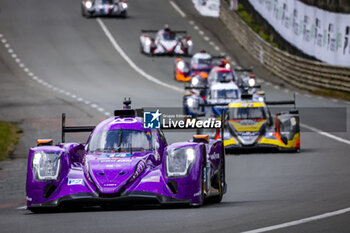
[
  {"x1": 140, "y1": 43, "x2": 144, "y2": 54},
  {"x1": 210, "y1": 165, "x2": 224, "y2": 203},
  {"x1": 120, "y1": 10, "x2": 127, "y2": 18}
]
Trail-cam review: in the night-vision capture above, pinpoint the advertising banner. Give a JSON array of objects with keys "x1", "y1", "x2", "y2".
[
  {"x1": 192, "y1": 0, "x2": 220, "y2": 17},
  {"x1": 248, "y1": 0, "x2": 350, "y2": 67}
]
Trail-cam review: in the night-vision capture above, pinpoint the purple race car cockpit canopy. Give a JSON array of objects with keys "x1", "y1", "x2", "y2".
[{"x1": 86, "y1": 117, "x2": 153, "y2": 153}]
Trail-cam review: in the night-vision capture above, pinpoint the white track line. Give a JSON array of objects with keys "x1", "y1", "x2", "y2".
[
  {"x1": 0, "y1": 34, "x2": 109, "y2": 118},
  {"x1": 241, "y1": 207, "x2": 350, "y2": 233},
  {"x1": 301, "y1": 123, "x2": 350, "y2": 145},
  {"x1": 332, "y1": 98, "x2": 339, "y2": 103},
  {"x1": 169, "y1": 1, "x2": 186, "y2": 18},
  {"x1": 16, "y1": 206, "x2": 27, "y2": 210},
  {"x1": 96, "y1": 18, "x2": 183, "y2": 93}
]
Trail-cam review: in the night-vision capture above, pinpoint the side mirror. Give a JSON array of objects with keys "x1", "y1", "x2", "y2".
[
  {"x1": 193, "y1": 134, "x2": 209, "y2": 143},
  {"x1": 37, "y1": 139, "x2": 53, "y2": 147}
]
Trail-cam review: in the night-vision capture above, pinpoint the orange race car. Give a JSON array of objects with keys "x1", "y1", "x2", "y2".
[{"x1": 174, "y1": 49, "x2": 227, "y2": 82}]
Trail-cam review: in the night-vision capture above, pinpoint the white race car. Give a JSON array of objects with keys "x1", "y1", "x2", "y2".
[
  {"x1": 140, "y1": 25, "x2": 193, "y2": 56},
  {"x1": 81, "y1": 0, "x2": 128, "y2": 18}
]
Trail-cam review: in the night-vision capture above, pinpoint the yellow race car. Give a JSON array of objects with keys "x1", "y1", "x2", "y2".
[{"x1": 212, "y1": 97, "x2": 300, "y2": 152}]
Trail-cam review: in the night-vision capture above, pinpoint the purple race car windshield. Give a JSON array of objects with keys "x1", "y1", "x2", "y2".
[{"x1": 87, "y1": 129, "x2": 153, "y2": 153}]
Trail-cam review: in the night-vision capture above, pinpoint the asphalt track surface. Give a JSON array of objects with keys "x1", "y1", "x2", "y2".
[{"x1": 0, "y1": 0, "x2": 350, "y2": 232}]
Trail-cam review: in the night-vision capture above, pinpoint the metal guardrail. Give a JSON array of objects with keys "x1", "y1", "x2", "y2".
[{"x1": 220, "y1": 0, "x2": 350, "y2": 94}]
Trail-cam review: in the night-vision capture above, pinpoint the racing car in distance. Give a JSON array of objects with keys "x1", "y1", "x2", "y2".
[
  {"x1": 199, "y1": 95, "x2": 300, "y2": 152},
  {"x1": 207, "y1": 64, "x2": 261, "y2": 95},
  {"x1": 174, "y1": 49, "x2": 225, "y2": 82},
  {"x1": 184, "y1": 78, "x2": 241, "y2": 118},
  {"x1": 183, "y1": 67, "x2": 265, "y2": 118},
  {"x1": 81, "y1": 0, "x2": 128, "y2": 18},
  {"x1": 140, "y1": 25, "x2": 193, "y2": 56},
  {"x1": 26, "y1": 99, "x2": 226, "y2": 212}
]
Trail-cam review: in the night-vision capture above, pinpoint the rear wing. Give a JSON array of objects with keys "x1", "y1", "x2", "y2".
[
  {"x1": 61, "y1": 108, "x2": 144, "y2": 142},
  {"x1": 211, "y1": 55, "x2": 226, "y2": 59},
  {"x1": 184, "y1": 86, "x2": 207, "y2": 90},
  {"x1": 266, "y1": 93, "x2": 296, "y2": 109},
  {"x1": 141, "y1": 29, "x2": 187, "y2": 34},
  {"x1": 61, "y1": 113, "x2": 95, "y2": 143},
  {"x1": 235, "y1": 68, "x2": 253, "y2": 72},
  {"x1": 239, "y1": 84, "x2": 261, "y2": 89},
  {"x1": 199, "y1": 103, "x2": 228, "y2": 107}
]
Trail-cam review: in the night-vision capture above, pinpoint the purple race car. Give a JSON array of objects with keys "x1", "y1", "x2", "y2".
[{"x1": 26, "y1": 100, "x2": 226, "y2": 212}]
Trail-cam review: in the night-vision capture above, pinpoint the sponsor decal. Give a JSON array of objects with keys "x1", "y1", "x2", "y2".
[
  {"x1": 194, "y1": 190, "x2": 201, "y2": 197},
  {"x1": 110, "y1": 118, "x2": 137, "y2": 124},
  {"x1": 101, "y1": 153, "x2": 133, "y2": 158},
  {"x1": 100, "y1": 158, "x2": 132, "y2": 163},
  {"x1": 68, "y1": 178, "x2": 83, "y2": 185},
  {"x1": 141, "y1": 176, "x2": 160, "y2": 183},
  {"x1": 104, "y1": 183, "x2": 118, "y2": 187},
  {"x1": 210, "y1": 153, "x2": 220, "y2": 160}
]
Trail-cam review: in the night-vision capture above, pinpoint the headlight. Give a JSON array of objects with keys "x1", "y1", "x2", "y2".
[
  {"x1": 186, "y1": 98, "x2": 197, "y2": 108},
  {"x1": 225, "y1": 63, "x2": 230, "y2": 69},
  {"x1": 187, "y1": 40, "x2": 193, "y2": 47},
  {"x1": 166, "y1": 147, "x2": 196, "y2": 177},
  {"x1": 32, "y1": 151, "x2": 61, "y2": 181},
  {"x1": 191, "y1": 77, "x2": 199, "y2": 86},
  {"x1": 85, "y1": 1, "x2": 93, "y2": 9},
  {"x1": 121, "y1": 2, "x2": 128, "y2": 9},
  {"x1": 177, "y1": 61, "x2": 185, "y2": 70},
  {"x1": 145, "y1": 38, "x2": 152, "y2": 46},
  {"x1": 248, "y1": 78, "x2": 255, "y2": 87},
  {"x1": 258, "y1": 96, "x2": 264, "y2": 102}
]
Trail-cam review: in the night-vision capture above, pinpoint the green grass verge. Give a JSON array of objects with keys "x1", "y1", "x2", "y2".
[
  {"x1": 0, "y1": 122, "x2": 21, "y2": 161},
  {"x1": 311, "y1": 89, "x2": 350, "y2": 101},
  {"x1": 236, "y1": 3, "x2": 278, "y2": 47}
]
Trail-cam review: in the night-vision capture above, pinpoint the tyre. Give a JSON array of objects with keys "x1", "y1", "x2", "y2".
[
  {"x1": 81, "y1": 6, "x2": 86, "y2": 17},
  {"x1": 120, "y1": 10, "x2": 127, "y2": 18},
  {"x1": 211, "y1": 164, "x2": 224, "y2": 203},
  {"x1": 198, "y1": 153, "x2": 206, "y2": 206},
  {"x1": 140, "y1": 43, "x2": 144, "y2": 54}
]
